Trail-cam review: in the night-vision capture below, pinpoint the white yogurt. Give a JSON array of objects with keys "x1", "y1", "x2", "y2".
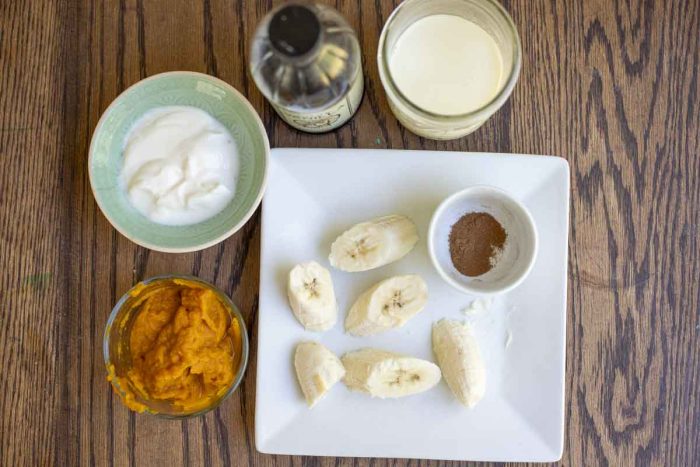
[
  {"x1": 121, "y1": 106, "x2": 238, "y2": 226},
  {"x1": 389, "y1": 14, "x2": 503, "y2": 115}
]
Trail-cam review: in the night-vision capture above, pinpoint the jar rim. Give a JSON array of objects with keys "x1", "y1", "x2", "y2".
[{"x1": 377, "y1": 0, "x2": 522, "y2": 122}]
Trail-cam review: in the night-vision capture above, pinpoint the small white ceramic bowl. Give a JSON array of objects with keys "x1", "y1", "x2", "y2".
[{"x1": 428, "y1": 186, "x2": 538, "y2": 296}]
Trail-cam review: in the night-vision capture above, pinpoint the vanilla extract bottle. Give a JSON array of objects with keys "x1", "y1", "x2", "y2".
[{"x1": 250, "y1": 2, "x2": 364, "y2": 133}]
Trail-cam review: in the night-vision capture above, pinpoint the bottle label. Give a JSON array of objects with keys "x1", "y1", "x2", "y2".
[{"x1": 272, "y1": 67, "x2": 364, "y2": 133}]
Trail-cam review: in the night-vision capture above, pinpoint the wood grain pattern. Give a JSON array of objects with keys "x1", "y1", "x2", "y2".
[{"x1": 1, "y1": 0, "x2": 698, "y2": 465}]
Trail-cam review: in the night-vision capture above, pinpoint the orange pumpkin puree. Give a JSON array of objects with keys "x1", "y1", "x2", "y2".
[{"x1": 119, "y1": 283, "x2": 239, "y2": 413}]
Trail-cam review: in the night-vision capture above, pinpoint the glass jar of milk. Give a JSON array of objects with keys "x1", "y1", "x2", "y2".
[{"x1": 378, "y1": 0, "x2": 521, "y2": 140}]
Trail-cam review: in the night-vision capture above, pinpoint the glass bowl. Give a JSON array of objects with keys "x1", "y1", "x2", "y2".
[{"x1": 103, "y1": 275, "x2": 249, "y2": 418}]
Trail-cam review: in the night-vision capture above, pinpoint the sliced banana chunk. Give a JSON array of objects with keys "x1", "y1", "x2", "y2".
[
  {"x1": 329, "y1": 215, "x2": 419, "y2": 272},
  {"x1": 432, "y1": 319, "x2": 486, "y2": 408},
  {"x1": 287, "y1": 261, "x2": 337, "y2": 331},
  {"x1": 345, "y1": 275, "x2": 428, "y2": 336},
  {"x1": 341, "y1": 348, "x2": 441, "y2": 398},
  {"x1": 294, "y1": 341, "x2": 346, "y2": 408}
]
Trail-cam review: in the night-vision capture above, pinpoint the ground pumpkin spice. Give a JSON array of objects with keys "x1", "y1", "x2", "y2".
[{"x1": 449, "y1": 212, "x2": 507, "y2": 277}]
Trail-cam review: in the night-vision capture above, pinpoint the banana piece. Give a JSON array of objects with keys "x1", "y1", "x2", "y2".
[
  {"x1": 432, "y1": 319, "x2": 486, "y2": 408},
  {"x1": 294, "y1": 341, "x2": 346, "y2": 408},
  {"x1": 329, "y1": 215, "x2": 419, "y2": 272},
  {"x1": 287, "y1": 261, "x2": 337, "y2": 331},
  {"x1": 341, "y1": 348, "x2": 441, "y2": 398},
  {"x1": 345, "y1": 275, "x2": 428, "y2": 336}
]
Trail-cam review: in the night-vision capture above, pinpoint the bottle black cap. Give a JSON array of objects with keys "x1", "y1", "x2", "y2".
[{"x1": 269, "y1": 4, "x2": 321, "y2": 57}]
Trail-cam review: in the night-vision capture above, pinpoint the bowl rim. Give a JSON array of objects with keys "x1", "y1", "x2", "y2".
[
  {"x1": 88, "y1": 70, "x2": 270, "y2": 253},
  {"x1": 103, "y1": 274, "x2": 250, "y2": 418},
  {"x1": 427, "y1": 185, "x2": 538, "y2": 296}
]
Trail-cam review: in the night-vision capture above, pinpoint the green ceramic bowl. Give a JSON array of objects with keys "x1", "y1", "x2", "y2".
[{"x1": 89, "y1": 71, "x2": 269, "y2": 253}]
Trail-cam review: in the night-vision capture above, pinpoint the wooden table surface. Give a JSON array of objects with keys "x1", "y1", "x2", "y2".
[{"x1": 1, "y1": 0, "x2": 699, "y2": 465}]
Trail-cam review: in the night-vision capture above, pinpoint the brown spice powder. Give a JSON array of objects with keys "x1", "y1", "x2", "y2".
[{"x1": 448, "y1": 212, "x2": 507, "y2": 277}]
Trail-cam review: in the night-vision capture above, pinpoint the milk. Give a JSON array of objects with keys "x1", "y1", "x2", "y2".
[{"x1": 388, "y1": 14, "x2": 503, "y2": 115}]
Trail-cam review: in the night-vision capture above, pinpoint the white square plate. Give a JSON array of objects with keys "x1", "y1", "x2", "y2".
[{"x1": 256, "y1": 148, "x2": 569, "y2": 462}]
